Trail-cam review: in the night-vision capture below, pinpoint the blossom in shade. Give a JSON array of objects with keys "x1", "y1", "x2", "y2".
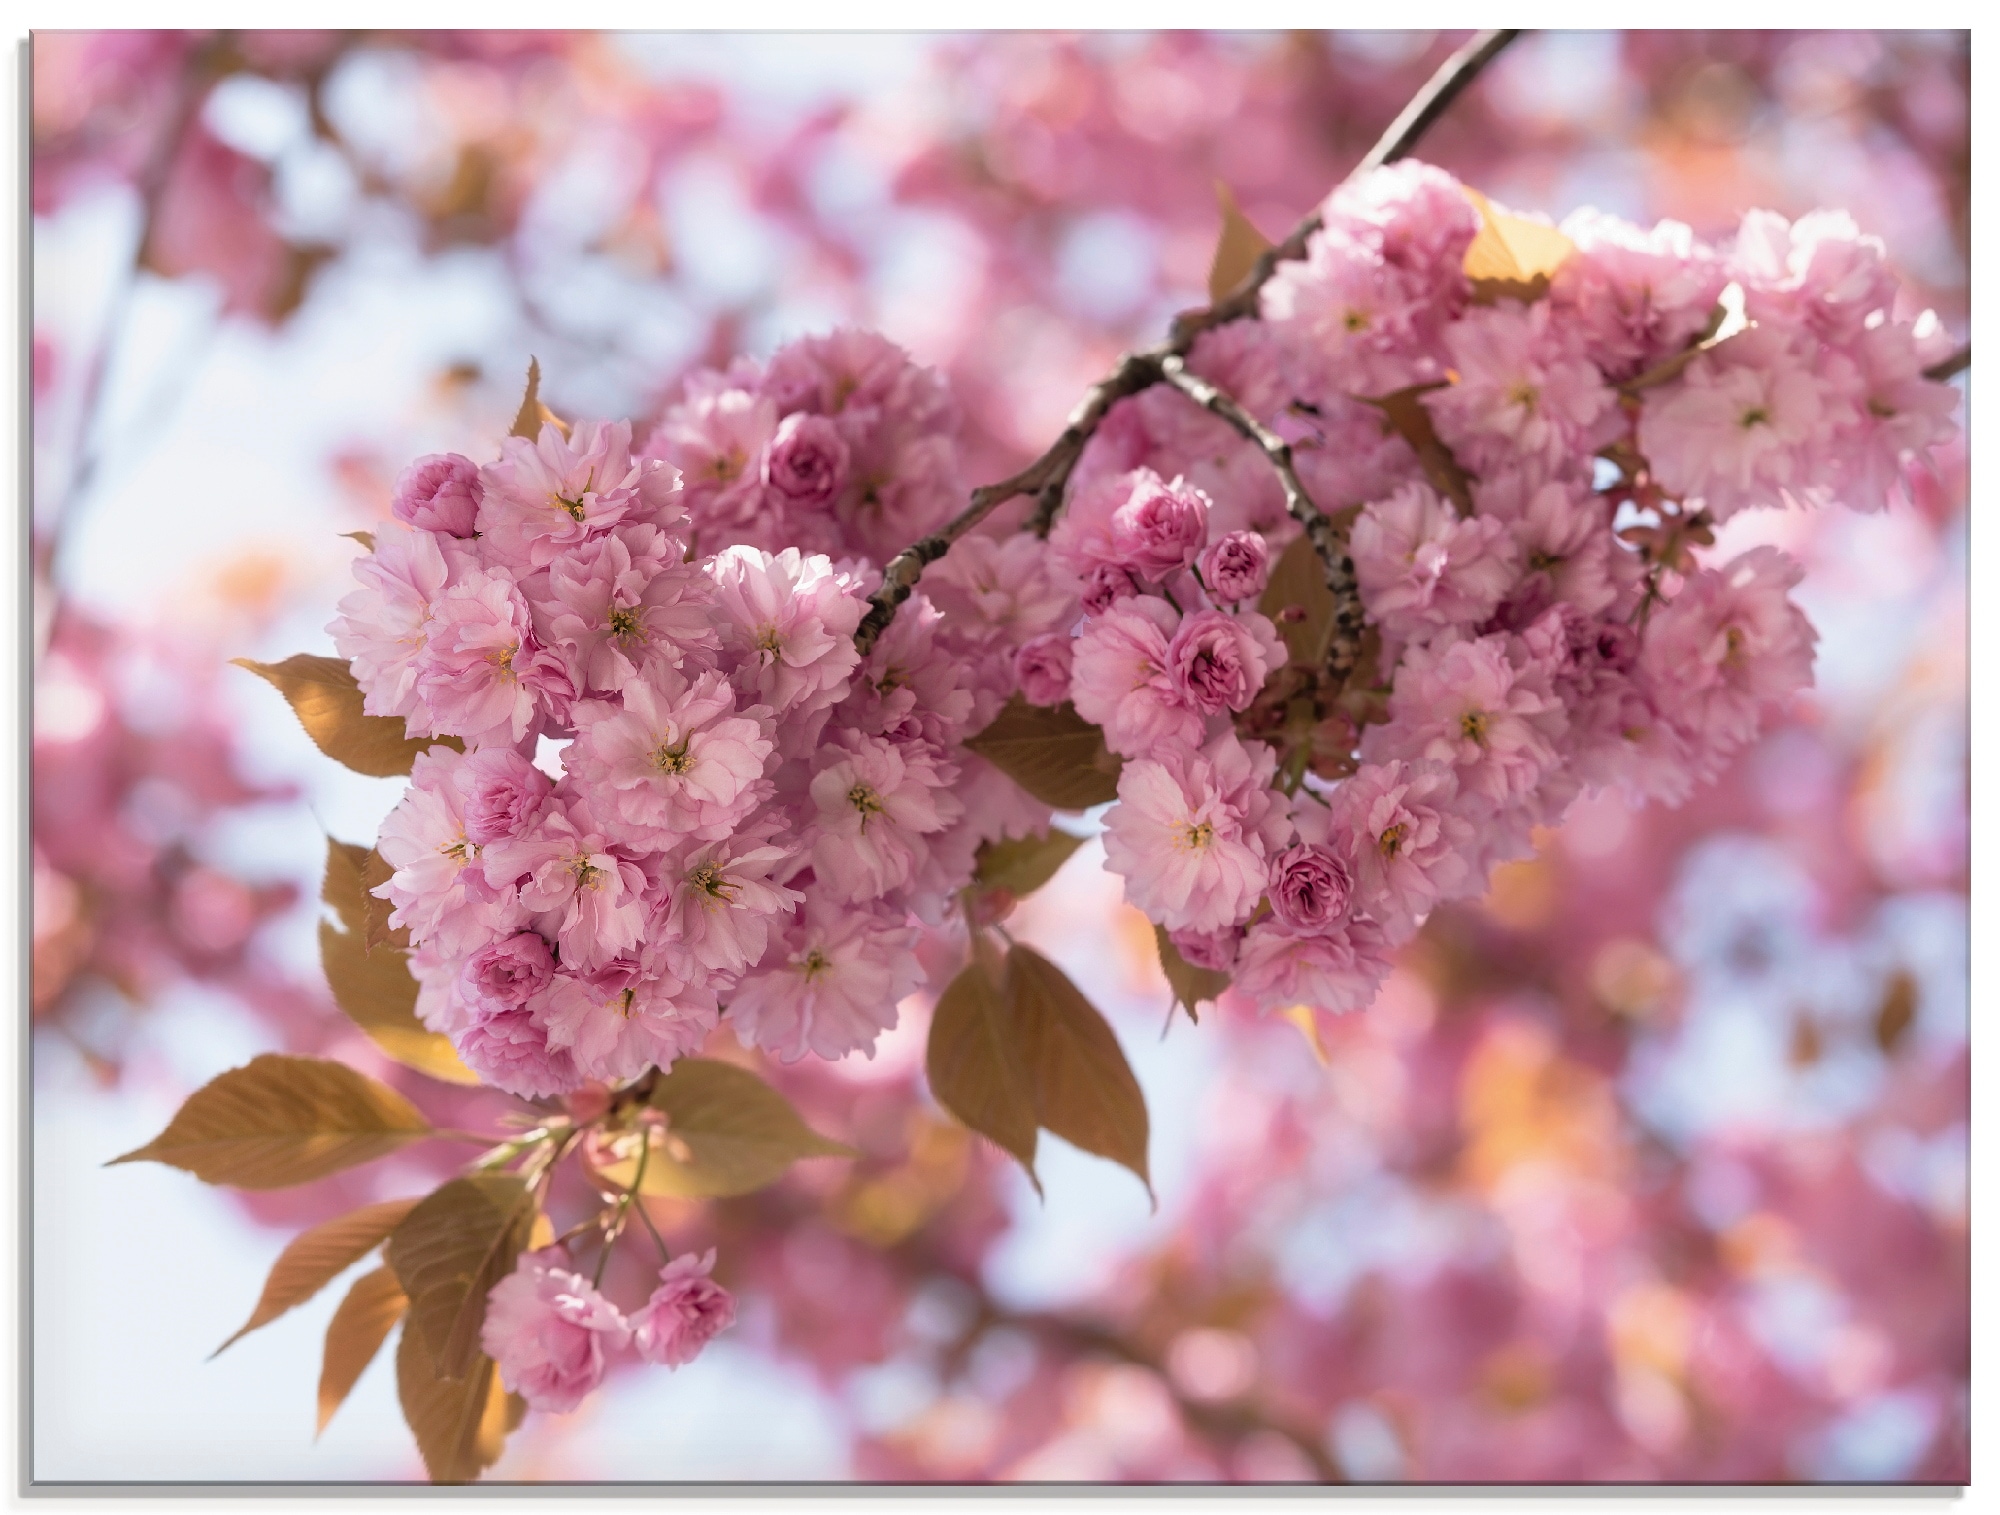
[
  {"x1": 925, "y1": 533, "x2": 1079, "y2": 648},
  {"x1": 454, "y1": 996, "x2": 579, "y2": 1100},
  {"x1": 807, "y1": 732, "x2": 962, "y2": 903},
  {"x1": 1166, "y1": 608, "x2": 1285, "y2": 716},
  {"x1": 458, "y1": 930, "x2": 556, "y2": 1016},
  {"x1": 481, "y1": 1250, "x2": 631, "y2": 1414},
  {"x1": 1326, "y1": 759, "x2": 1474, "y2": 940},
  {"x1": 1068, "y1": 595, "x2": 1201, "y2": 759},
  {"x1": 762, "y1": 410, "x2": 850, "y2": 507},
  {"x1": 1169, "y1": 925, "x2": 1243, "y2": 974},
  {"x1": 538, "y1": 959, "x2": 718, "y2": 1083},
  {"x1": 1228, "y1": 912, "x2": 1394, "y2": 1017},
  {"x1": 1101, "y1": 733, "x2": 1290, "y2": 934},
  {"x1": 390, "y1": 452, "x2": 482, "y2": 537},
  {"x1": 728, "y1": 895, "x2": 923, "y2": 1063},
  {"x1": 1350, "y1": 481, "x2": 1519, "y2": 643},
  {"x1": 1198, "y1": 530, "x2": 1271, "y2": 604},
  {"x1": 631, "y1": 1250, "x2": 736, "y2": 1368},
  {"x1": 1013, "y1": 633, "x2": 1074, "y2": 707},
  {"x1": 566, "y1": 672, "x2": 773, "y2": 848},
  {"x1": 456, "y1": 747, "x2": 554, "y2": 849},
  {"x1": 1078, "y1": 563, "x2": 1143, "y2": 617}
]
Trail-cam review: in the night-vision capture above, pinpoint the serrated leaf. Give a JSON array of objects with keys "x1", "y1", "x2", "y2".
[
  {"x1": 1258, "y1": 535, "x2": 1340, "y2": 670},
  {"x1": 965, "y1": 697, "x2": 1121, "y2": 810},
  {"x1": 1154, "y1": 925, "x2": 1229, "y2": 1023},
  {"x1": 1462, "y1": 186, "x2": 1575, "y2": 304},
  {"x1": 387, "y1": 1173, "x2": 539, "y2": 1382},
  {"x1": 600, "y1": 1059, "x2": 856, "y2": 1199},
  {"x1": 1208, "y1": 180, "x2": 1273, "y2": 304},
  {"x1": 109, "y1": 1054, "x2": 431, "y2": 1189},
  {"x1": 926, "y1": 956, "x2": 1040, "y2": 1187},
  {"x1": 319, "y1": 920, "x2": 479, "y2": 1086},
  {"x1": 217, "y1": 1197, "x2": 420, "y2": 1356},
  {"x1": 1370, "y1": 386, "x2": 1475, "y2": 515},
  {"x1": 396, "y1": 1327, "x2": 519, "y2": 1484},
  {"x1": 1006, "y1": 946, "x2": 1151, "y2": 1196},
  {"x1": 974, "y1": 828, "x2": 1087, "y2": 898},
  {"x1": 318, "y1": 1266, "x2": 407, "y2": 1436},
  {"x1": 322, "y1": 836, "x2": 408, "y2": 951},
  {"x1": 234, "y1": 655, "x2": 459, "y2": 778}
]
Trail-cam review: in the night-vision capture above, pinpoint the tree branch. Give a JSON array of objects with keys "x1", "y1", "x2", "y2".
[
  {"x1": 1925, "y1": 343, "x2": 1970, "y2": 383},
  {"x1": 1155, "y1": 356, "x2": 1364, "y2": 683},
  {"x1": 852, "y1": 30, "x2": 1525, "y2": 652}
]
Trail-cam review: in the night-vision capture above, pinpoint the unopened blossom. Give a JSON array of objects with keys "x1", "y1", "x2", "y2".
[
  {"x1": 1268, "y1": 843, "x2": 1354, "y2": 931},
  {"x1": 1109, "y1": 470, "x2": 1210, "y2": 582},
  {"x1": 481, "y1": 1250, "x2": 631, "y2": 1414},
  {"x1": 1013, "y1": 633, "x2": 1074, "y2": 707},
  {"x1": 1327, "y1": 759, "x2": 1475, "y2": 940},
  {"x1": 391, "y1": 452, "x2": 483, "y2": 537},
  {"x1": 1101, "y1": 733, "x2": 1289, "y2": 934},
  {"x1": 458, "y1": 930, "x2": 556, "y2": 1015},
  {"x1": 807, "y1": 732, "x2": 962, "y2": 903},
  {"x1": 729, "y1": 895, "x2": 923, "y2": 1063},
  {"x1": 1078, "y1": 563, "x2": 1143, "y2": 617},
  {"x1": 1351, "y1": 480, "x2": 1520, "y2": 642},
  {"x1": 455, "y1": 747, "x2": 554, "y2": 848},
  {"x1": 1166, "y1": 608, "x2": 1285, "y2": 716},
  {"x1": 1198, "y1": 530, "x2": 1271, "y2": 604},
  {"x1": 763, "y1": 410, "x2": 850, "y2": 507},
  {"x1": 566, "y1": 671, "x2": 772, "y2": 847},
  {"x1": 632, "y1": 1250, "x2": 736, "y2": 1368},
  {"x1": 1069, "y1": 595, "x2": 1201, "y2": 758}
]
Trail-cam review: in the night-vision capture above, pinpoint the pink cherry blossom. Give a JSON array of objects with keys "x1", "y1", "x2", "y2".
[
  {"x1": 538, "y1": 958, "x2": 718, "y2": 1083},
  {"x1": 655, "y1": 831, "x2": 803, "y2": 980},
  {"x1": 728, "y1": 895, "x2": 923, "y2": 1063},
  {"x1": 1013, "y1": 633, "x2": 1074, "y2": 707},
  {"x1": 481, "y1": 1249, "x2": 631, "y2": 1414},
  {"x1": 1326, "y1": 758, "x2": 1476, "y2": 940},
  {"x1": 1267, "y1": 843, "x2": 1354, "y2": 931},
  {"x1": 1198, "y1": 530, "x2": 1271, "y2": 604},
  {"x1": 807, "y1": 732, "x2": 962, "y2": 904},
  {"x1": 566, "y1": 672, "x2": 773, "y2": 848},
  {"x1": 632, "y1": 1250, "x2": 737, "y2": 1368},
  {"x1": 1367, "y1": 633, "x2": 1564, "y2": 809},
  {"x1": 1350, "y1": 480, "x2": 1520, "y2": 642},
  {"x1": 1109, "y1": 471, "x2": 1210, "y2": 583},
  {"x1": 374, "y1": 748, "x2": 516, "y2": 959},
  {"x1": 1166, "y1": 608, "x2": 1285, "y2": 717},
  {"x1": 535, "y1": 525, "x2": 718, "y2": 694},
  {"x1": 413, "y1": 571, "x2": 559, "y2": 748},
  {"x1": 1226, "y1": 911, "x2": 1393, "y2": 1018},
  {"x1": 328, "y1": 522, "x2": 463, "y2": 727},
  {"x1": 707, "y1": 545, "x2": 864, "y2": 728},
  {"x1": 390, "y1": 452, "x2": 483, "y2": 537},
  {"x1": 455, "y1": 747, "x2": 554, "y2": 849},
  {"x1": 1426, "y1": 300, "x2": 1620, "y2": 476},
  {"x1": 763, "y1": 410, "x2": 850, "y2": 507},
  {"x1": 1068, "y1": 594, "x2": 1201, "y2": 759},
  {"x1": 648, "y1": 381, "x2": 777, "y2": 535}
]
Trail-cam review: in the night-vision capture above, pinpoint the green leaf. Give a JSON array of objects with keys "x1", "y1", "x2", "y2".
[
  {"x1": 974, "y1": 828, "x2": 1087, "y2": 898},
  {"x1": 234, "y1": 655, "x2": 460, "y2": 778},
  {"x1": 1154, "y1": 925, "x2": 1229, "y2": 1023},
  {"x1": 318, "y1": 1266, "x2": 407, "y2": 1436},
  {"x1": 395, "y1": 1328, "x2": 520, "y2": 1484},
  {"x1": 964, "y1": 697, "x2": 1122, "y2": 810},
  {"x1": 387, "y1": 1174, "x2": 539, "y2": 1382},
  {"x1": 216, "y1": 1197, "x2": 421, "y2": 1356},
  {"x1": 1007, "y1": 945, "x2": 1152, "y2": 1197},
  {"x1": 926, "y1": 954, "x2": 1040, "y2": 1188},
  {"x1": 109, "y1": 1054, "x2": 431, "y2": 1189},
  {"x1": 1258, "y1": 534, "x2": 1340, "y2": 671},
  {"x1": 610, "y1": 1059, "x2": 856, "y2": 1199}
]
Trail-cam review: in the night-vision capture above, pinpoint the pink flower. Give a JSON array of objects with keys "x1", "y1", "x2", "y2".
[
  {"x1": 1551, "y1": 210, "x2": 1727, "y2": 382},
  {"x1": 454, "y1": 996, "x2": 579, "y2": 1100},
  {"x1": 762, "y1": 411, "x2": 850, "y2": 507},
  {"x1": 1110, "y1": 471, "x2": 1210, "y2": 582},
  {"x1": 1350, "y1": 481, "x2": 1519, "y2": 643},
  {"x1": 1267, "y1": 843, "x2": 1353, "y2": 931},
  {"x1": 375, "y1": 749, "x2": 516, "y2": 958},
  {"x1": 481, "y1": 1250, "x2": 631, "y2": 1414},
  {"x1": 329, "y1": 523, "x2": 463, "y2": 727},
  {"x1": 1227, "y1": 912, "x2": 1393, "y2": 1017},
  {"x1": 851, "y1": 593, "x2": 977, "y2": 747},
  {"x1": 631, "y1": 1250, "x2": 736, "y2": 1368},
  {"x1": 1828, "y1": 317, "x2": 1961, "y2": 513},
  {"x1": 1368, "y1": 634, "x2": 1563, "y2": 808},
  {"x1": 729, "y1": 895, "x2": 923, "y2": 1063},
  {"x1": 925, "y1": 533, "x2": 1080, "y2": 648},
  {"x1": 458, "y1": 930, "x2": 555, "y2": 1014},
  {"x1": 807, "y1": 733, "x2": 962, "y2": 904},
  {"x1": 566, "y1": 671, "x2": 773, "y2": 847},
  {"x1": 1639, "y1": 326, "x2": 1845, "y2": 520},
  {"x1": 536, "y1": 526, "x2": 718, "y2": 694},
  {"x1": 1731, "y1": 208, "x2": 1896, "y2": 342},
  {"x1": 1068, "y1": 595, "x2": 1202, "y2": 759},
  {"x1": 1475, "y1": 470, "x2": 1630, "y2": 622},
  {"x1": 707, "y1": 546, "x2": 864, "y2": 727},
  {"x1": 492, "y1": 802, "x2": 650, "y2": 974},
  {"x1": 539, "y1": 959, "x2": 718, "y2": 1083},
  {"x1": 1639, "y1": 546, "x2": 1817, "y2": 761},
  {"x1": 1101, "y1": 732, "x2": 1289, "y2": 934},
  {"x1": 1169, "y1": 925, "x2": 1242, "y2": 974},
  {"x1": 414, "y1": 572, "x2": 557, "y2": 748},
  {"x1": 1326, "y1": 759, "x2": 1474, "y2": 940},
  {"x1": 656, "y1": 831, "x2": 803, "y2": 980},
  {"x1": 1166, "y1": 608, "x2": 1285, "y2": 716},
  {"x1": 1426, "y1": 301, "x2": 1620, "y2": 475},
  {"x1": 390, "y1": 453, "x2": 482, "y2": 537},
  {"x1": 1198, "y1": 531, "x2": 1271, "y2": 604},
  {"x1": 478, "y1": 419, "x2": 670, "y2": 571},
  {"x1": 648, "y1": 382, "x2": 776, "y2": 533},
  {"x1": 1013, "y1": 634, "x2": 1074, "y2": 707},
  {"x1": 1079, "y1": 563, "x2": 1143, "y2": 617},
  {"x1": 455, "y1": 747, "x2": 553, "y2": 848}
]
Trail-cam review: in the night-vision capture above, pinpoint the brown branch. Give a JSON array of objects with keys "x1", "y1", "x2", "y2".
[
  {"x1": 1925, "y1": 343, "x2": 1970, "y2": 383},
  {"x1": 1155, "y1": 356, "x2": 1364, "y2": 683},
  {"x1": 853, "y1": 30, "x2": 1525, "y2": 651}
]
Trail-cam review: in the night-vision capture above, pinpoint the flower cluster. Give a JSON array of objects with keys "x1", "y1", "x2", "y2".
[
  {"x1": 481, "y1": 1247, "x2": 736, "y2": 1412},
  {"x1": 1033, "y1": 160, "x2": 1956, "y2": 1026}
]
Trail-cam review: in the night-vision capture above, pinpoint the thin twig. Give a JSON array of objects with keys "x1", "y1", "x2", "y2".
[
  {"x1": 1925, "y1": 344, "x2": 1971, "y2": 383},
  {"x1": 851, "y1": 30, "x2": 1525, "y2": 652},
  {"x1": 1155, "y1": 356, "x2": 1365, "y2": 683}
]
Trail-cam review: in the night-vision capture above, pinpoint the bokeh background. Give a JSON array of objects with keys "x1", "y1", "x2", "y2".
[{"x1": 30, "y1": 30, "x2": 1969, "y2": 1483}]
